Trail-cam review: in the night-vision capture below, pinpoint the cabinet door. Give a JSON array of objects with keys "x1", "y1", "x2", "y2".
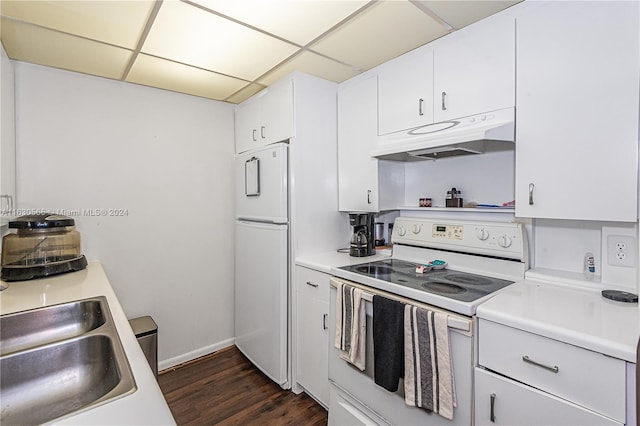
[
  {"x1": 338, "y1": 76, "x2": 379, "y2": 212},
  {"x1": 0, "y1": 46, "x2": 15, "y2": 224},
  {"x1": 295, "y1": 266, "x2": 330, "y2": 406},
  {"x1": 514, "y1": 2, "x2": 639, "y2": 221},
  {"x1": 260, "y1": 80, "x2": 294, "y2": 145},
  {"x1": 378, "y1": 48, "x2": 434, "y2": 135},
  {"x1": 475, "y1": 368, "x2": 621, "y2": 426},
  {"x1": 433, "y1": 17, "x2": 515, "y2": 122},
  {"x1": 235, "y1": 97, "x2": 260, "y2": 154}
]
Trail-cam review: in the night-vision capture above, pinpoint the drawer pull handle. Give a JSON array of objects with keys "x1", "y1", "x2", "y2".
[
  {"x1": 522, "y1": 355, "x2": 559, "y2": 373},
  {"x1": 490, "y1": 393, "x2": 496, "y2": 422},
  {"x1": 306, "y1": 281, "x2": 319, "y2": 288}
]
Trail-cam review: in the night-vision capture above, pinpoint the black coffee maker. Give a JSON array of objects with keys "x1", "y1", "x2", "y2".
[{"x1": 349, "y1": 213, "x2": 376, "y2": 257}]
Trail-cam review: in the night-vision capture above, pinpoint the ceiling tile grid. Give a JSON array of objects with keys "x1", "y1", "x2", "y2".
[{"x1": 0, "y1": 0, "x2": 522, "y2": 103}]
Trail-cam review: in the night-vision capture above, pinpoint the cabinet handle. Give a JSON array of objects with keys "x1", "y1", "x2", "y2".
[
  {"x1": 260, "y1": 126, "x2": 265, "y2": 139},
  {"x1": 418, "y1": 98, "x2": 424, "y2": 116},
  {"x1": 490, "y1": 393, "x2": 496, "y2": 422},
  {"x1": 305, "y1": 281, "x2": 318, "y2": 288},
  {"x1": 367, "y1": 190, "x2": 372, "y2": 204},
  {"x1": 522, "y1": 355, "x2": 559, "y2": 373},
  {"x1": 252, "y1": 129, "x2": 257, "y2": 142},
  {"x1": 441, "y1": 91, "x2": 447, "y2": 111},
  {"x1": 323, "y1": 313, "x2": 328, "y2": 330},
  {"x1": 528, "y1": 183, "x2": 535, "y2": 205}
]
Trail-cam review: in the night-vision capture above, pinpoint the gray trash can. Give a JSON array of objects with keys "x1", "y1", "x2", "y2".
[{"x1": 129, "y1": 316, "x2": 158, "y2": 378}]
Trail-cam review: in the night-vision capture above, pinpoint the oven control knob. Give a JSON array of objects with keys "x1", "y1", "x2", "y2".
[
  {"x1": 397, "y1": 226, "x2": 407, "y2": 237},
  {"x1": 476, "y1": 228, "x2": 490, "y2": 241},
  {"x1": 412, "y1": 224, "x2": 422, "y2": 234},
  {"x1": 498, "y1": 235, "x2": 512, "y2": 248}
]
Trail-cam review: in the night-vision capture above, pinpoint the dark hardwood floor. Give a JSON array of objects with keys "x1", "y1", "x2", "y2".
[{"x1": 158, "y1": 346, "x2": 328, "y2": 425}]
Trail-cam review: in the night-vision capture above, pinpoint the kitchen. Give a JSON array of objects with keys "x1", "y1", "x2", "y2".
[{"x1": 0, "y1": 0, "x2": 638, "y2": 425}]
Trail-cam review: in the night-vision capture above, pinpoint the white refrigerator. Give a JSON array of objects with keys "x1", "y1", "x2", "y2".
[{"x1": 235, "y1": 143, "x2": 289, "y2": 387}]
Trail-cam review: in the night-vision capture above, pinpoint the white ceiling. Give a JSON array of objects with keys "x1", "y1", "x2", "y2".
[{"x1": 0, "y1": 0, "x2": 521, "y2": 104}]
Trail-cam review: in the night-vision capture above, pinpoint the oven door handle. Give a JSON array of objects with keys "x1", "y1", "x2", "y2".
[{"x1": 329, "y1": 277, "x2": 471, "y2": 332}]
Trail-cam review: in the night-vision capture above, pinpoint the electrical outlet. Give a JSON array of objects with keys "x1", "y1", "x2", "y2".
[{"x1": 607, "y1": 235, "x2": 636, "y2": 267}]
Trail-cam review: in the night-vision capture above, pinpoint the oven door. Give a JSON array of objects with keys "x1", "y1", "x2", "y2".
[{"x1": 328, "y1": 278, "x2": 474, "y2": 425}]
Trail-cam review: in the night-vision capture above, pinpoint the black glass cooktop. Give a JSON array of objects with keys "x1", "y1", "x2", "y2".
[{"x1": 339, "y1": 259, "x2": 514, "y2": 302}]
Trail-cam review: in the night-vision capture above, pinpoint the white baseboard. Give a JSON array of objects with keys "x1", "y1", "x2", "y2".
[{"x1": 158, "y1": 338, "x2": 235, "y2": 371}]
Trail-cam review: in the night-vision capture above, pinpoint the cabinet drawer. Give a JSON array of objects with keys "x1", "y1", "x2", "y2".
[
  {"x1": 475, "y1": 368, "x2": 621, "y2": 426},
  {"x1": 295, "y1": 266, "x2": 330, "y2": 302},
  {"x1": 478, "y1": 319, "x2": 626, "y2": 422}
]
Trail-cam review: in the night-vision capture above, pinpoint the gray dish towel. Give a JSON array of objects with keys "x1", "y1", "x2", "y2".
[
  {"x1": 334, "y1": 281, "x2": 366, "y2": 371},
  {"x1": 373, "y1": 295, "x2": 405, "y2": 392},
  {"x1": 404, "y1": 305, "x2": 456, "y2": 420}
]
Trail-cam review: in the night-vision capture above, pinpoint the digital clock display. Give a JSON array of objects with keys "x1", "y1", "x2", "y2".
[{"x1": 432, "y1": 224, "x2": 463, "y2": 240}]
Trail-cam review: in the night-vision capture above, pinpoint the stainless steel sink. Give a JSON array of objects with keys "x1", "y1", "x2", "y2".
[
  {"x1": 0, "y1": 297, "x2": 137, "y2": 425},
  {"x1": 1, "y1": 298, "x2": 106, "y2": 356}
]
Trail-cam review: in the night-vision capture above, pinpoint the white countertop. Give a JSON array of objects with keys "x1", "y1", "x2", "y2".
[
  {"x1": 295, "y1": 249, "x2": 392, "y2": 273},
  {"x1": 0, "y1": 262, "x2": 176, "y2": 425},
  {"x1": 476, "y1": 274, "x2": 639, "y2": 363}
]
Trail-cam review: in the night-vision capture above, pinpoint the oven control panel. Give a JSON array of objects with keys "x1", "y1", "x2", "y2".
[
  {"x1": 392, "y1": 217, "x2": 527, "y2": 261},
  {"x1": 432, "y1": 224, "x2": 463, "y2": 240}
]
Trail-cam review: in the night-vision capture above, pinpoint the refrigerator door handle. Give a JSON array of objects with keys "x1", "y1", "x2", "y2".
[{"x1": 245, "y1": 157, "x2": 260, "y2": 196}]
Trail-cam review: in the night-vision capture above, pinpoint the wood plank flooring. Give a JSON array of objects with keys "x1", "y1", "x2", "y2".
[{"x1": 158, "y1": 346, "x2": 328, "y2": 425}]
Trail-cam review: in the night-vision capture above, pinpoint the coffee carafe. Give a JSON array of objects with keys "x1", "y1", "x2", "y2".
[{"x1": 349, "y1": 213, "x2": 375, "y2": 257}]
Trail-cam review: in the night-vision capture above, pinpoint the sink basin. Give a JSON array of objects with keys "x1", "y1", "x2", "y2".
[
  {"x1": 1, "y1": 298, "x2": 106, "y2": 356},
  {"x1": 0, "y1": 297, "x2": 137, "y2": 425}
]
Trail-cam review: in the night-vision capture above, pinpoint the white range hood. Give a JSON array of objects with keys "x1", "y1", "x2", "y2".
[{"x1": 373, "y1": 107, "x2": 515, "y2": 161}]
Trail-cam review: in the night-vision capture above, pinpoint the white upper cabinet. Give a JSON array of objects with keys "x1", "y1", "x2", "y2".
[
  {"x1": 376, "y1": 15, "x2": 515, "y2": 138},
  {"x1": 514, "y1": 1, "x2": 639, "y2": 221},
  {"x1": 338, "y1": 76, "x2": 380, "y2": 212},
  {"x1": 433, "y1": 17, "x2": 515, "y2": 122},
  {"x1": 338, "y1": 76, "x2": 404, "y2": 212},
  {"x1": 235, "y1": 80, "x2": 294, "y2": 154},
  {"x1": 0, "y1": 45, "x2": 16, "y2": 225},
  {"x1": 377, "y1": 49, "x2": 434, "y2": 136}
]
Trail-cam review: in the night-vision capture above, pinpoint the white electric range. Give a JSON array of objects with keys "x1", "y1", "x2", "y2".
[{"x1": 327, "y1": 217, "x2": 529, "y2": 426}]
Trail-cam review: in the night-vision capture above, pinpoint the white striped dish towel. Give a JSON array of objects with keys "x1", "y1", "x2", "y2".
[
  {"x1": 334, "y1": 281, "x2": 366, "y2": 371},
  {"x1": 404, "y1": 305, "x2": 456, "y2": 420}
]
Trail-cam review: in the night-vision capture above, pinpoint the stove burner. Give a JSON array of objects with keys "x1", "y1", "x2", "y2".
[
  {"x1": 422, "y1": 282, "x2": 466, "y2": 294},
  {"x1": 354, "y1": 265, "x2": 394, "y2": 276},
  {"x1": 442, "y1": 273, "x2": 493, "y2": 286}
]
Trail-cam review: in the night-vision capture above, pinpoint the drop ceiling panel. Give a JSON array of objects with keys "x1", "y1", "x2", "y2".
[
  {"x1": 226, "y1": 82, "x2": 266, "y2": 104},
  {"x1": 126, "y1": 54, "x2": 248, "y2": 101},
  {"x1": 258, "y1": 50, "x2": 360, "y2": 86},
  {"x1": 0, "y1": 0, "x2": 155, "y2": 49},
  {"x1": 142, "y1": 1, "x2": 299, "y2": 81},
  {"x1": 1, "y1": 18, "x2": 132, "y2": 79},
  {"x1": 191, "y1": 0, "x2": 369, "y2": 46},
  {"x1": 416, "y1": 1, "x2": 521, "y2": 30},
  {"x1": 311, "y1": 0, "x2": 449, "y2": 70}
]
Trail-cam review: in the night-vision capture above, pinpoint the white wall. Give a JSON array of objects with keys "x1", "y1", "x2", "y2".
[
  {"x1": 404, "y1": 149, "x2": 515, "y2": 208},
  {"x1": 14, "y1": 62, "x2": 236, "y2": 368}
]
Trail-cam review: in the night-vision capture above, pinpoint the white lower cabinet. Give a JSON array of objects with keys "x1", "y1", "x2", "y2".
[
  {"x1": 295, "y1": 266, "x2": 330, "y2": 407},
  {"x1": 476, "y1": 319, "x2": 626, "y2": 425},
  {"x1": 474, "y1": 368, "x2": 620, "y2": 426}
]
